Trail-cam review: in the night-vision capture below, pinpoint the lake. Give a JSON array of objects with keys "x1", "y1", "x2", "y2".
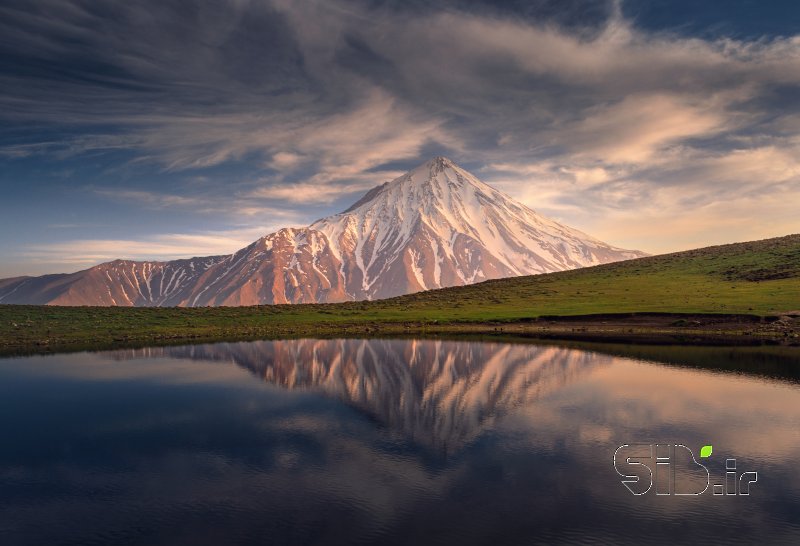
[{"x1": 1, "y1": 338, "x2": 799, "y2": 545}]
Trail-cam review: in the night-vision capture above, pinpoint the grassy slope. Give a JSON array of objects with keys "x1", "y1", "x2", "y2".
[
  {"x1": 377, "y1": 233, "x2": 800, "y2": 320},
  {"x1": 1, "y1": 234, "x2": 799, "y2": 352}
]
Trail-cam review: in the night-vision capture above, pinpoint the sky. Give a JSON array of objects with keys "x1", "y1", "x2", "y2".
[{"x1": 1, "y1": 0, "x2": 800, "y2": 277}]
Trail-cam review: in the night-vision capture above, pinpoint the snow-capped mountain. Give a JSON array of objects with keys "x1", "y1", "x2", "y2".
[
  {"x1": 310, "y1": 156, "x2": 644, "y2": 299},
  {"x1": 0, "y1": 157, "x2": 645, "y2": 306}
]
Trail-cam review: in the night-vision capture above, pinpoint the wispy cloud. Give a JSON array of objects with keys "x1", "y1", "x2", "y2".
[
  {"x1": 0, "y1": 0, "x2": 799, "y2": 268},
  {"x1": 93, "y1": 189, "x2": 203, "y2": 208},
  {"x1": 22, "y1": 226, "x2": 291, "y2": 269},
  {"x1": 246, "y1": 181, "x2": 376, "y2": 204}
]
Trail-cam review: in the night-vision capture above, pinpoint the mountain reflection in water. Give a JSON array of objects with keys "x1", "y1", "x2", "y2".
[
  {"x1": 3, "y1": 339, "x2": 800, "y2": 545},
  {"x1": 111, "y1": 339, "x2": 610, "y2": 453}
]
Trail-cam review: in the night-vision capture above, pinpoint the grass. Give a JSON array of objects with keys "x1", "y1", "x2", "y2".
[{"x1": 1, "y1": 234, "x2": 799, "y2": 354}]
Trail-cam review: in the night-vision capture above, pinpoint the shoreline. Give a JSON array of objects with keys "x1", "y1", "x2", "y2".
[{"x1": 2, "y1": 309, "x2": 798, "y2": 357}]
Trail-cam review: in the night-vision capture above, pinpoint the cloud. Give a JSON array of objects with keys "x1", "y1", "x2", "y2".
[
  {"x1": 247, "y1": 181, "x2": 374, "y2": 204},
  {"x1": 552, "y1": 93, "x2": 731, "y2": 163},
  {"x1": 21, "y1": 226, "x2": 288, "y2": 269},
  {"x1": 91, "y1": 185, "x2": 330, "y2": 220},
  {"x1": 0, "y1": 0, "x2": 799, "y2": 264},
  {"x1": 93, "y1": 189, "x2": 203, "y2": 208},
  {"x1": 267, "y1": 152, "x2": 305, "y2": 170}
]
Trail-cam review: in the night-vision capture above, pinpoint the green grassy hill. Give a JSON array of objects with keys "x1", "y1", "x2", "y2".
[
  {"x1": 375, "y1": 233, "x2": 800, "y2": 321},
  {"x1": 1, "y1": 234, "x2": 799, "y2": 352}
]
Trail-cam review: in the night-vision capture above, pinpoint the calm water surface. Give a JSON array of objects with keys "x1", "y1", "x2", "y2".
[{"x1": 1, "y1": 339, "x2": 799, "y2": 545}]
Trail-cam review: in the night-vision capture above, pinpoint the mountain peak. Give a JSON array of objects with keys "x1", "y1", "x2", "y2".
[
  {"x1": 307, "y1": 158, "x2": 645, "y2": 300},
  {"x1": 410, "y1": 156, "x2": 460, "y2": 179},
  {"x1": 426, "y1": 155, "x2": 456, "y2": 168},
  {"x1": 0, "y1": 157, "x2": 646, "y2": 306},
  {"x1": 340, "y1": 157, "x2": 468, "y2": 215}
]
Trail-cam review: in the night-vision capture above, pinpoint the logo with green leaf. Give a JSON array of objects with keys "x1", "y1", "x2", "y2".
[{"x1": 614, "y1": 443, "x2": 757, "y2": 496}]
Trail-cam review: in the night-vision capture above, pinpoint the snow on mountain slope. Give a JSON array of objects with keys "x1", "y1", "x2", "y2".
[
  {"x1": 309, "y1": 156, "x2": 646, "y2": 300},
  {"x1": 181, "y1": 228, "x2": 348, "y2": 306},
  {"x1": 0, "y1": 256, "x2": 228, "y2": 306},
  {"x1": 0, "y1": 157, "x2": 646, "y2": 306}
]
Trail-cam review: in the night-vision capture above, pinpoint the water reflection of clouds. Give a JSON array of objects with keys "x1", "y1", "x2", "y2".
[
  {"x1": 3, "y1": 340, "x2": 800, "y2": 544},
  {"x1": 25, "y1": 339, "x2": 799, "y2": 459},
  {"x1": 0, "y1": 350, "x2": 260, "y2": 386},
  {"x1": 501, "y1": 356, "x2": 800, "y2": 520},
  {"x1": 579, "y1": 360, "x2": 800, "y2": 460},
  {"x1": 125, "y1": 339, "x2": 613, "y2": 453},
  {"x1": 6, "y1": 341, "x2": 800, "y2": 460}
]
